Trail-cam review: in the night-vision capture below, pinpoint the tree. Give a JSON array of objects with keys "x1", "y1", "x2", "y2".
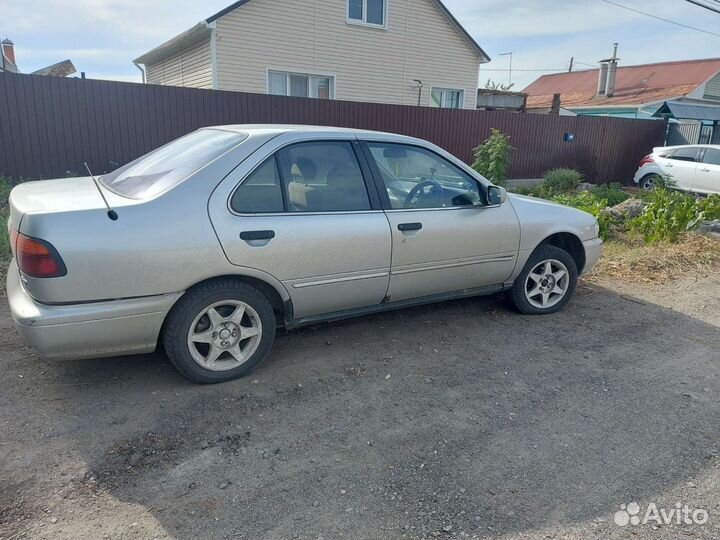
[
  {"x1": 484, "y1": 79, "x2": 515, "y2": 92},
  {"x1": 471, "y1": 129, "x2": 514, "y2": 187}
]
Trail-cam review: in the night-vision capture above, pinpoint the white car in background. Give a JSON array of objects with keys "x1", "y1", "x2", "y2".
[{"x1": 633, "y1": 144, "x2": 720, "y2": 194}]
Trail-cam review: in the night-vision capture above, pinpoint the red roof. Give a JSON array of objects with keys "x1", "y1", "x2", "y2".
[{"x1": 523, "y1": 58, "x2": 720, "y2": 109}]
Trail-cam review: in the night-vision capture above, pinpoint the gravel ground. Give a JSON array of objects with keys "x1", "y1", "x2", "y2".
[{"x1": 1, "y1": 272, "x2": 720, "y2": 540}]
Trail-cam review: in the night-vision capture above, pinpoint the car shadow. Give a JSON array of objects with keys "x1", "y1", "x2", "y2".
[{"x1": 2, "y1": 283, "x2": 720, "y2": 539}]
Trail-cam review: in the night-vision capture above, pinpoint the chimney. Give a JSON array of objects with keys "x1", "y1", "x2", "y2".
[
  {"x1": 597, "y1": 63, "x2": 608, "y2": 96},
  {"x1": 550, "y1": 93, "x2": 561, "y2": 115},
  {"x1": 2, "y1": 38, "x2": 15, "y2": 66},
  {"x1": 605, "y1": 43, "x2": 619, "y2": 98}
]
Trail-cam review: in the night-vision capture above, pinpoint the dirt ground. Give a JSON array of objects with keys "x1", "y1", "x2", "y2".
[{"x1": 1, "y1": 269, "x2": 720, "y2": 540}]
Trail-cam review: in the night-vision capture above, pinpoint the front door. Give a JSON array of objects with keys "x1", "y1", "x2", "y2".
[
  {"x1": 361, "y1": 141, "x2": 520, "y2": 302},
  {"x1": 210, "y1": 139, "x2": 392, "y2": 318},
  {"x1": 694, "y1": 147, "x2": 720, "y2": 195}
]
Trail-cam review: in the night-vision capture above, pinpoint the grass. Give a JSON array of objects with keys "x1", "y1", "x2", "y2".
[
  {"x1": 586, "y1": 233, "x2": 720, "y2": 284},
  {"x1": 0, "y1": 177, "x2": 11, "y2": 295}
]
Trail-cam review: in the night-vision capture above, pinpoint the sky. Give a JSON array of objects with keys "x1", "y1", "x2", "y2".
[{"x1": 2, "y1": 0, "x2": 719, "y2": 90}]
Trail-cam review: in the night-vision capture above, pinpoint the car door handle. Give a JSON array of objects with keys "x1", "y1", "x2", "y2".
[
  {"x1": 240, "y1": 230, "x2": 275, "y2": 241},
  {"x1": 700, "y1": 168, "x2": 711, "y2": 173},
  {"x1": 398, "y1": 222, "x2": 423, "y2": 232},
  {"x1": 665, "y1": 163, "x2": 673, "y2": 167}
]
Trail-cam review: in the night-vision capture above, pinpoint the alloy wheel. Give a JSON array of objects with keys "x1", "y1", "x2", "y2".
[
  {"x1": 523, "y1": 259, "x2": 570, "y2": 309},
  {"x1": 186, "y1": 300, "x2": 262, "y2": 371}
]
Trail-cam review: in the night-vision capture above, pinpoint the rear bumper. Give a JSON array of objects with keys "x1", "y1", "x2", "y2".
[
  {"x1": 6, "y1": 262, "x2": 183, "y2": 360},
  {"x1": 582, "y1": 237, "x2": 603, "y2": 275}
]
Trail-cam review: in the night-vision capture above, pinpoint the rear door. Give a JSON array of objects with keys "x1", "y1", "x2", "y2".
[
  {"x1": 694, "y1": 147, "x2": 720, "y2": 195},
  {"x1": 663, "y1": 146, "x2": 700, "y2": 191},
  {"x1": 360, "y1": 139, "x2": 520, "y2": 302},
  {"x1": 209, "y1": 135, "x2": 392, "y2": 319}
]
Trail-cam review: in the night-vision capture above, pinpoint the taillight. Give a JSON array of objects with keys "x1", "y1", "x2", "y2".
[
  {"x1": 15, "y1": 232, "x2": 67, "y2": 278},
  {"x1": 639, "y1": 155, "x2": 654, "y2": 167}
]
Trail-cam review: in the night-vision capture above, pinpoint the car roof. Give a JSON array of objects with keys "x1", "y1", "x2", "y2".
[
  {"x1": 658, "y1": 144, "x2": 720, "y2": 151},
  {"x1": 205, "y1": 124, "x2": 416, "y2": 139}
]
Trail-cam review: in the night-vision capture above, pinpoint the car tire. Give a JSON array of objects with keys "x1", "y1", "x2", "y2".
[
  {"x1": 640, "y1": 174, "x2": 659, "y2": 191},
  {"x1": 508, "y1": 244, "x2": 578, "y2": 315},
  {"x1": 162, "y1": 279, "x2": 276, "y2": 384}
]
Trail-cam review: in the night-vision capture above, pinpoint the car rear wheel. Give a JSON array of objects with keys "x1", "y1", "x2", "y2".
[
  {"x1": 163, "y1": 279, "x2": 276, "y2": 384},
  {"x1": 508, "y1": 245, "x2": 578, "y2": 315},
  {"x1": 640, "y1": 174, "x2": 658, "y2": 191}
]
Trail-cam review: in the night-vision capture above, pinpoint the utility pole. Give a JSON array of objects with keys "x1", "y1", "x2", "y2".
[{"x1": 568, "y1": 57, "x2": 574, "y2": 72}]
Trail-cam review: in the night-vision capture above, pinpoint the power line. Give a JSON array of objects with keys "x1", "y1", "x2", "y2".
[
  {"x1": 599, "y1": 0, "x2": 720, "y2": 37},
  {"x1": 685, "y1": 0, "x2": 720, "y2": 14}
]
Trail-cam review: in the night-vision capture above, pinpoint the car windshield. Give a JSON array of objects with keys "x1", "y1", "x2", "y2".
[{"x1": 100, "y1": 129, "x2": 247, "y2": 199}]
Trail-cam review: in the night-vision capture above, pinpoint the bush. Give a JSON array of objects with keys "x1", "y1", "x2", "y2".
[
  {"x1": 0, "y1": 208, "x2": 9, "y2": 262},
  {"x1": 471, "y1": 128, "x2": 514, "y2": 187},
  {"x1": 0, "y1": 176, "x2": 11, "y2": 208},
  {"x1": 552, "y1": 191, "x2": 613, "y2": 240},
  {"x1": 698, "y1": 194, "x2": 720, "y2": 221},
  {"x1": 590, "y1": 183, "x2": 630, "y2": 207},
  {"x1": 543, "y1": 168, "x2": 583, "y2": 194},
  {"x1": 629, "y1": 188, "x2": 701, "y2": 243}
]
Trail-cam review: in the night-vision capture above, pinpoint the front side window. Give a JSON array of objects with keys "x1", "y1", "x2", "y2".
[
  {"x1": 431, "y1": 88, "x2": 463, "y2": 109},
  {"x1": 101, "y1": 129, "x2": 246, "y2": 199},
  {"x1": 268, "y1": 70, "x2": 333, "y2": 99},
  {"x1": 668, "y1": 147, "x2": 700, "y2": 162},
  {"x1": 367, "y1": 143, "x2": 483, "y2": 209},
  {"x1": 703, "y1": 148, "x2": 720, "y2": 166},
  {"x1": 231, "y1": 141, "x2": 371, "y2": 213},
  {"x1": 347, "y1": 0, "x2": 386, "y2": 26}
]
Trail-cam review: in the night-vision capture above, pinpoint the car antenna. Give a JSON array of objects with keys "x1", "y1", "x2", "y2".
[{"x1": 84, "y1": 162, "x2": 118, "y2": 221}]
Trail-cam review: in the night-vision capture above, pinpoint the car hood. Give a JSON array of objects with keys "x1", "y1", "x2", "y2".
[{"x1": 507, "y1": 192, "x2": 599, "y2": 244}]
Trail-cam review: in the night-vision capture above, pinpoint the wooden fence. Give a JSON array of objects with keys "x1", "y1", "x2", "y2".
[{"x1": 0, "y1": 72, "x2": 667, "y2": 183}]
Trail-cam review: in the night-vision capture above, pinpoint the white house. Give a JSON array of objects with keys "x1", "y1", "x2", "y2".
[{"x1": 134, "y1": 0, "x2": 489, "y2": 109}]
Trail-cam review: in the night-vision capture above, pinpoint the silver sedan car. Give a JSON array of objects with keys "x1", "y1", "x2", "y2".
[{"x1": 7, "y1": 125, "x2": 602, "y2": 383}]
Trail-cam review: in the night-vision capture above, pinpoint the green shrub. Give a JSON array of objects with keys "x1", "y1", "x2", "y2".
[
  {"x1": 629, "y1": 188, "x2": 701, "y2": 243},
  {"x1": 0, "y1": 176, "x2": 11, "y2": 208},
  {"x1": 698, "y1": 194, "x2": 720, "y2": 221},
  {"x1": 543, "y1": 168, "x2": 583, "y2": 194},
  {"x1": 0, "y1": 208, "x2": 10, "y2": 262},
  {"x1": 552, "y1": 191, "x2": 612, "y2": 240},
  {"x1": 471, "y1": 128, "x2": 514, "y2": 187},
  {"x1": 590, "y1": 183, "x2": 630, "y2": 207}
]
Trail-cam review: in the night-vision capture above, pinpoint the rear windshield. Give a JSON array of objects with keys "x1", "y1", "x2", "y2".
[{"x1": 100, "y1": 129, "x2": 247, "y2": 199}]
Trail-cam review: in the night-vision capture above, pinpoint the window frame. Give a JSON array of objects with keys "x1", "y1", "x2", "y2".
[
  {"x1": 346, "y1": 0, "x2": 388, "y2": 29},
  {"x1": 228, "y1": 139, "x2": 383, "y2": 216},
  {"x1": 430, "y1": 88, "x2": 464, "y2": 109},
  {"x1": 358, "y1": 141, "x2": 489, "y2": 212},
  {"x1": 667, "y1": 146, "x2": 701, "y2": 162},
  {"x1": 266, "y1": 69, "x2": 336, "y2": 99}
]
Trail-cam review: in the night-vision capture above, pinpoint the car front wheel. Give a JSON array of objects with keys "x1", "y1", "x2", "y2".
[
  {"x1": 509, "y1": 245, "x2": 578, "y2": 315},
  {"x1": 163, "y1": 279, "x2": 276, "y2": 384}
]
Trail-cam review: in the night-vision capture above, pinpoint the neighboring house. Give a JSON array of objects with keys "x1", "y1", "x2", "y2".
[
  {"x1": 523, "y1": 57, "x2": 720, "y2": 144},
  {"x1": 134, "y1": 0, "x2": 489, "y2": 109},
  {"x1": 0, "y1": 38, "x2": 77, "y2": 77}
]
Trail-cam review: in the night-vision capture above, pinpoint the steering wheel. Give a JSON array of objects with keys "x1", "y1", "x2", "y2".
[{"x1": 404, "y1": 179, "x2": 444, "y2": 208}]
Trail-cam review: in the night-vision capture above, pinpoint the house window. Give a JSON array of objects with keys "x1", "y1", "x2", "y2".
[
  {"x1": 430, "y1": 88, "x2": 463, "y2": 109},
  {"x1": 347, "y1": 0, "x2": 386, "y2": 27},
  {"x1": 268, "y1": 71, "x2": 334, "y2": 99}
]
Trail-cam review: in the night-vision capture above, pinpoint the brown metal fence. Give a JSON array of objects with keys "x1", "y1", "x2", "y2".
[{"x1": 0, "y1": 72, "x2": 667, "y2": 183}]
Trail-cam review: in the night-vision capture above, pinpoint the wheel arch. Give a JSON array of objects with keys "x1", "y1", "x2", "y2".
[
  {"x1": 163, "y1": 273, "x2": 293, "y2": 336},
  {"x1": 539, "y1": 232, "x2": 586, "y2": 274}
]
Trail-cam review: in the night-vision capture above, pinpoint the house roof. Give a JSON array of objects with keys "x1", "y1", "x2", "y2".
[
  {"x1": 654, "y1": 100, "x2": 720, "y2": 122},
  {"x1": 135, "y1": 0, "x2": 489, "y2": 65},
  {"x1": 523, "y1": 57, "x2": 720, "y2": 110}
]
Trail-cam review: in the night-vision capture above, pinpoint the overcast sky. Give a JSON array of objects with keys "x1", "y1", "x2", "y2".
[{"x1": 3, "y1": 0, "x2": 719, "y2": 90}]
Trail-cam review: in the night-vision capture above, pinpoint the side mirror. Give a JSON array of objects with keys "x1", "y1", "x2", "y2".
[{"x1": 487, "y1": 186, "x2": 507, "y2": 206}]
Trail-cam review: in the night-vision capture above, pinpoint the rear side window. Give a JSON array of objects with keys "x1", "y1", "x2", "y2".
[
  {"x1": 702, "y1": 148, "x2": 720, "y2": 166},
  {"x1": 231, "y1": 141, "x2": 372, "y2": 213},
  {"x1": 101, "y1": 129, "x2": 247, "y2": 199},
  {"x1": 668, "y1": 147, "x2": 700, "y2": 162},
  {"x1": 231, "y1": 157, "x2": 284, "y2": 213}
]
